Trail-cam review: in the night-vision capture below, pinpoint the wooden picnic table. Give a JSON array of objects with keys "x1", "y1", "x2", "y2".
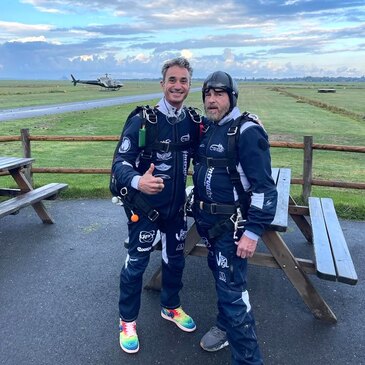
[
  {"x1": 0, "y1": 156, "x2": 68, "y2": 223},
  {"x1": 143, "y1": 167, "x2": 357, "y2": 323}
]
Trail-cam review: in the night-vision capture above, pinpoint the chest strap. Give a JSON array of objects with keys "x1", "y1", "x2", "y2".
[
  {"x1": 196, "y1": 155, "x2": 229, "y2": 168},
  {"x1": 195, "y1": 200, "x2": 236, "y2": 215},
  {"x1": 141, "y1": 106, "x2": 200, "y2": 159}
]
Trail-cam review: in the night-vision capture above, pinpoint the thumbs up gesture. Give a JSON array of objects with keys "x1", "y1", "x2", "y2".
[{"x1": 138, "y1": 163, "x2": 165, "y2": 195}]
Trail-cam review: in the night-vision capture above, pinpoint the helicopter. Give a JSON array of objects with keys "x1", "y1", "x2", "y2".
[{"x1": 70, "y1": 73, "x2": 123, "y2": 90}]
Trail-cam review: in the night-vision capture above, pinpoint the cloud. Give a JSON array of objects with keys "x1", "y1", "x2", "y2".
[
  {"x1": 0, "y1": 0, "x2": 364, "y2": 79},
  {"x1": 0, "y1": 20, "x2": 52, "y2": 34}
]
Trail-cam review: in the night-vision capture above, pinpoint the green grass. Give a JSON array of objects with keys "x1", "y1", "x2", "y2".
[
  {"x1": 0, "y1": 81, "x2": 364, "y2": 219},
  {"x1": 273, "y1": 83, "x2": 365, "y2": 116},
  {"x1": 268, "y1": 85, "x2": 365, "y2": 125}
]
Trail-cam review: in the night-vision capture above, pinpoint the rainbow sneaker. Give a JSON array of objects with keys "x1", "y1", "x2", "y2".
[
  {"x1": 161, "y1": 306, "x2": 196, "y2": 332},
  {"x1": 119, "y1": 319, "x2": 139, "y2": 354}
]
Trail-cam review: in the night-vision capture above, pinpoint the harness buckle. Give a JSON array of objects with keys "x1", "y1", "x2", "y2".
[
  {"x1": 206, "y1": 157, "x2": 214, "y2": 167},
  {"x1": 120, "y1": 187, "x2": 128, "y2": 196},
  {"x1": 187, "y1": 107, "x2": 202, "y2": 124},
  {"x1": 141, "y1": 151, "x2": 153, "y2": 159},
  {"x1": 148, "y1": 209, "x2": 160, "y2": 222},
  {"x1": 210, "y1": 203, "x2": 217, "y2": 214},
  {"x1": 160, "y1": 141, "x2": 170, "y2": 152},
  {"x1": 230, "y1": 214, "x2": 237, "y2": 226},
  {"x1": 232, "y1": 207, "x2": 246, "y2": 240},
  {"x1": 143, "y1": 107, "x2": 157, "y2": 124},
  {"x1": 227, "y1": 126, "x2": 238, "y2": 136}
]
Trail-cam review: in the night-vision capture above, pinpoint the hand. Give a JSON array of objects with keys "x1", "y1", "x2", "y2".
[
  {"x1": 138, "y1": 163, "x2": 164, "y2": 195},
  {"x1": 235, "y1": 235, "x2": 257, "y2": 258}
]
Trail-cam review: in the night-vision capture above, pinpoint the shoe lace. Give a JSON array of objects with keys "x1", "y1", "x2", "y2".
[
  {"x1": 123, "y1": 321, "x2": 136, "y2": 337},
  {"x1": 211, "y1": 326, "x2": 225, "y2": 337},
  {"x1": 174, "y1": 307, "x2": 186, "y2": 317}
]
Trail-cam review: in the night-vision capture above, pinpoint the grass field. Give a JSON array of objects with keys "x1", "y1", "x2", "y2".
[{"x1": 0, "y1": 80, "x2": 364, "y2": 219}]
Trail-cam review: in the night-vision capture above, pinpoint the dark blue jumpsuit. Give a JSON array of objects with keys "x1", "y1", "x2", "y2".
[
  {"x1": 193, "y1": 112, "x2": 277, "y2": 365},
  {"x1": 112, "y1": 104, "x2": 199, "y2": 322}
]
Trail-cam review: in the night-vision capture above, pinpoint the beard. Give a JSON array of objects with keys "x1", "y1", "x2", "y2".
[{"x1": 204, "y1": 104, "x2": 230, "y2": 122}]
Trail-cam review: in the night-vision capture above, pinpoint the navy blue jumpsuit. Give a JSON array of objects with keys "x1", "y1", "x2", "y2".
[
  {"x1": 112, "y1": 100, "x2": 199, "y2": 322},
  {"x1": 193, "y1": 109, "x2": 277, "y2": 365}
]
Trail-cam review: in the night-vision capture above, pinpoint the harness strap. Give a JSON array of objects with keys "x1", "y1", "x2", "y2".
[
  {"x1": 148, "y1": 140, "x2": 194, "y2": 153},
  {"x1": 207, "y1": 217, "x2": 235, "y2": 240},
  {"x1": 226, "y1": 117, "x2": 247, "y2": 209},
  {"x1": 121, "y1": 188, "x2": 160, "y2": 222},
  {"x1": 186, "y1": 106, "x2": 202, "y2": 124},
  {"x1": 141, "y1": 105, "x2": 200, "y2": 159},
  {"x1": 196, "y1": 155, "x2": 229, "y2": 168},
  {"x1": 195, "y1": 200, "x2": 236, "y2": 215}
]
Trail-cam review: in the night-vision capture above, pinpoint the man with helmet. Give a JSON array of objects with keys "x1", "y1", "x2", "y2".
[{"x1": 192, "y1": 71, "x2": 277, "y2": 364}]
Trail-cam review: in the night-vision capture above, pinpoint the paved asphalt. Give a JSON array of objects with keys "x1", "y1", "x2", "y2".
[
  {"x1": 0, "y1": 199, "x2": 364, "y2": 365},
  {"x1": 0, "y1": 88, "x2": 201, "y2": 122}
]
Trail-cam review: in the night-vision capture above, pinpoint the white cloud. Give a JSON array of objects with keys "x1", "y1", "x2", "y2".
[
  {"x1": 20, "y1": 0, "x2": 65, "y2": 14},
  {"x1": 0, "y1": 20, "x2": 52, "y2": 33},
  {"x1": 69, "y1": 55, "x2": 94, "y2": 62},
  {"x1": 181, "y1": 49, "x2": 193, "y2": 60},
  {"x1": 9, "y1": 35, "x2": 47, "y2": 43},
  {"x1": 1, "y1": 0, "x2": 364, "y2": 79},
  {"x1": 137, "y1": 53, "x2": 150, "y2": 62}
]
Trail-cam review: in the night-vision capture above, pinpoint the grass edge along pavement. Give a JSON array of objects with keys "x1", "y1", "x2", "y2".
[
  {"x1": 270, "y1": 86, "x2": 364, "y2": 122},
  {"x1": 0, "y1": 81, "x2": 364, "y2": 220}
]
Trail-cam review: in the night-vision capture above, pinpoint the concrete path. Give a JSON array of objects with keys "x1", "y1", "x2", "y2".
[
  {"x1": 0, "y1": 199, "x2": 364, "y2": 365},
  {"x1": 0, "y1": 88, "x2": 201, "y2": 122}
]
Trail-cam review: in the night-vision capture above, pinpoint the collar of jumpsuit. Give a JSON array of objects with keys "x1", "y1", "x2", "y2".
[
  {"x1": 157, "y1": 97, "x2": 185, "y2": 124},
  {"x1": 217, "y1": 106, "x2": 241, "y2": 126}
]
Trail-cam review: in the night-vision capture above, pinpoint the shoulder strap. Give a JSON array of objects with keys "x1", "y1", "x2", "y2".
[
  {"x1": 112, "y1": 105, "x2": 146, "y2": 163},
  {"x1": 226, "y1": 117, "x2": 247, "y2": 208},
  {"x1": 228, "y1": 112, "x2": 263, "y2": 213},
  {"x1": 139, "y1": 105, "x2": 158, "y2": 158},
  {"x1": 185, "y1": 106, "x2": 202, "y2": 150}
]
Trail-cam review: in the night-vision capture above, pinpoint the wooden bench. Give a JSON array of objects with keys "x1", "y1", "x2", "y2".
[
  {"x1": 119, "y1": 168, "x2": 358, "y2": 322},
  {"x1": 308, "y1": 197, "x2": 358, "y2": 285},
  {"x1": 142, "y1": 168, "x2": 292, "y2": 290},
  {"x1": 0, "y1": 183, "x2": 68, "y2": 223}
]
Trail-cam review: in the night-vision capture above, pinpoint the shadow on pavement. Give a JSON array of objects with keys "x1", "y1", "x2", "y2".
[{"x1": 0, "y1": 199, "x2": 364, "y2": 365}]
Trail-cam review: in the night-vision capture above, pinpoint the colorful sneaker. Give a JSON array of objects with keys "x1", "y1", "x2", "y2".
[
  {"x1": 119, "y1": 319, "x2": 139, "y2": 354},
  {"x1": 161, "y1": 306, "x2": 196, "y2": 332}
]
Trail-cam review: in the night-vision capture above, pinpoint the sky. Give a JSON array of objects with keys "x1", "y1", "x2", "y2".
[{"x1": 0, "y1": 0, "x2": 364, "y2": 80}]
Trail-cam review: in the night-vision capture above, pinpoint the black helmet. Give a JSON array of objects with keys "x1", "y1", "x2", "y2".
[{"x1": 202, "y1": 71, "x2": 239, "y2": 111}]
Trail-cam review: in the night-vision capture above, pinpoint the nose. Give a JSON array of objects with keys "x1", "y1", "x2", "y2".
[{"x1": 170, "y1": 79, "x2": 182, "y2": 89}]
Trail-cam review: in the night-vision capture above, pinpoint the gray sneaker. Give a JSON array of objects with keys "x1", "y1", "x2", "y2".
[{"x1": 200, "y1": 326, "x2": 229, "y2": 352}]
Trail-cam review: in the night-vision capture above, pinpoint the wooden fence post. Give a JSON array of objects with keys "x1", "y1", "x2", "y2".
[
  {"x1": 21, "y1": 128, "x2": 33, "y2": 186},
  {"x1": 302, "y1": 136, "x2": 313, "y2": 203}
]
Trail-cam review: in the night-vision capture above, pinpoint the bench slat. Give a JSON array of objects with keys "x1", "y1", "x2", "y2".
[
  {"x1": 0, "y1": 157, "x2": 34, "y2": 171},
  {"x1": 270, "y1": 168, "x2": 291, "y2": 231},
  {"x1": 321, "y1": 198, "x2": 358, "y2": 285},
  {"x1": 271, "y1": 167, "x2": 279, "y2": 183},
  {"x1": 0, "y1": 183, "x2": 68, "y2": 218},
  {"x1": 308, "y1": 197, "x2": 337, "y2": 281}
]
